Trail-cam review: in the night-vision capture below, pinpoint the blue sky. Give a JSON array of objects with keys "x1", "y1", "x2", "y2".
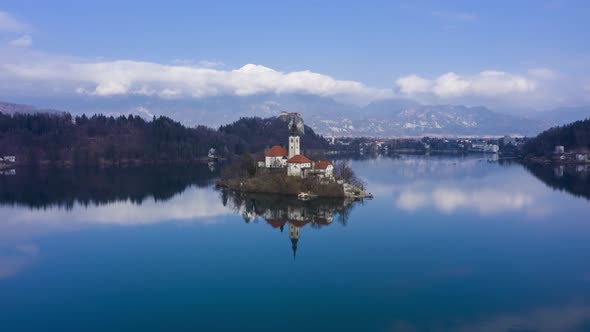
[{"x1": 0, "y1": 0, "x2": 589, "y2": 111}]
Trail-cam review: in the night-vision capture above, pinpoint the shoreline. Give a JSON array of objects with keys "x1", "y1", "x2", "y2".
[
  {"x1": 216, "y1": 174, "x2": 372, "y2": 199},
  {"x1": 523, "y1": 156, "x2": 590, "y2": 166},
  {"x1": 0, "y1": 158, "x2": 221, "y2": 169}
]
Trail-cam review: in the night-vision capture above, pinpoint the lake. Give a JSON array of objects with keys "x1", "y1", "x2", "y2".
[{"x1": 1, "y1": 155, "x2": 590, "y2": 332}]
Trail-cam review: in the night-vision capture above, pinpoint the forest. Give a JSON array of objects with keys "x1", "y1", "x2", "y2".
[
  {"x1": 0, "y1": 112, "x2": 329, "y2": 166},
  {"x1": 523, "y1": 118, "x2": 590, "y2": 156}
]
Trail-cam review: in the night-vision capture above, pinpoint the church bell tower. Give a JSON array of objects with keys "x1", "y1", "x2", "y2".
[{"x1": 288, "y1": 122, "x2": 300, "y2": 159}]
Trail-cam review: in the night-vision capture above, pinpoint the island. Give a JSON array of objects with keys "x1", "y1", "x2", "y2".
[{"x1": 216, "y1": 112, "x2": 371, "y2": 199}]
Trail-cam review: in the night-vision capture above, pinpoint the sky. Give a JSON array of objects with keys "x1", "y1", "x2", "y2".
[{"x1": 0, "y1": 0, "x2": 589, "y2": 112}]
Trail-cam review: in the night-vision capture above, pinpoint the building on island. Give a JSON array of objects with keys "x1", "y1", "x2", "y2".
[
  {"x1": 259, "y1": 112, "x2": 334, "y2": 180},
  {"x1": 265, "y1": 145, "x2": 289, "y2": 168},
  {"x1": 289, "y1": 222, "x2": 300, "y2": 258},
  {"x1": 288, "y1": 119, "x2": 301, "y2": 159},
  {"x1": 311, "y1": 160, "x2": 334, "y2": 179},
  {"x1": 555, "y1": 146, "x2": 565, "y2": 154},
  {"x1": 287, "y1": 154, "x2": 313, "y2": 177}
]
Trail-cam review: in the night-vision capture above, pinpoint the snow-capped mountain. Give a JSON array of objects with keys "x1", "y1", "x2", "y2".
[
  {"x1": 2, "y1": 95, "x2": 585, "y2": 137},
  {"x1": 306, "y1": 103, "x2": 546, "y2": 137}
]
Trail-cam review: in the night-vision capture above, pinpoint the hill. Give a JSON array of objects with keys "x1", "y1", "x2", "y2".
[
  {"x1": 523, "y1": 118, "x2": 590, "y2": 156},
  {"x1": 219, "y1": 113, "x2": 328, "y2": 153}
]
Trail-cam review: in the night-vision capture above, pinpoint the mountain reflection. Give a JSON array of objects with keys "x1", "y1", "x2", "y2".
[
  {"x1": 219, "y1": 190, "x2": 364, "y2": 257},
  {"x1": 0, "y1": 165, "x2": 219, "y2": 209}
]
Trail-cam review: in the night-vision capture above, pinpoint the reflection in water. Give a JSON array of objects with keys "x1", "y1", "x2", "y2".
[
  {"x1": 395, "y1": 187, "x2": 534, "y2": 215},
  {"x1": 220, "y1": 190, "x2": 363, "y2": 257},
  {"x1": 0, "y1": 164, "x2": 219, "y2": 209},
  {"x1": 523, "y1": 162, "x2": 590, "y2": 200},
  {"x1": 1, "y1": 158, "x2": 590, "y2": 331}
]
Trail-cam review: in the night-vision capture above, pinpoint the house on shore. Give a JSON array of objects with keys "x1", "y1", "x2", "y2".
[
  {"x1": 311, "y1": 160, "x2": 334, "y2": 179},
  {"x1": 265, "y1": 145, "x2": 288, "y2": 168}
]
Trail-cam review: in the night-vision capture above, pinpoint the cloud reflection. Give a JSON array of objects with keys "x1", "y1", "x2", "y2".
[
  {"x1": 395, "y1": 187, "x2": 534, "y2": 215},
  {"x1": 0, "y1": 186, "x2": 232, "y2": 279},
  {"x1": 0, "y1": 187, "x2": 230, "y2": 228},
  {"x1": 0, "y1": 244, "x2": 38, "y2": 279}
]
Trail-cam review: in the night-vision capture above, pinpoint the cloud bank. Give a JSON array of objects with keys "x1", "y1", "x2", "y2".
[
  {"x1": 0, "y1": 51, "x2": 562, "y2": 108},
  {"x1": 396, "y1": 71, "x2": 538, "y2": 98},
  {"x1": 0, "y1": 9, "x2": 588, "y2": 110},
  {"x1": 0, "y1": 55, "x2": 394, "y2": 105}
]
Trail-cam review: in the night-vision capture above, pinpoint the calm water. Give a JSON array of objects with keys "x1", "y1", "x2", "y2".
[{"x1": 1, "y1": 156, "x2": 590, "y2": 332}]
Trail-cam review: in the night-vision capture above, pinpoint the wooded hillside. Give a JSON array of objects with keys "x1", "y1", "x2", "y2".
[
  {"x1": 0, "y1": 112, "x2": 328, "y2": 165},
  {"x1": 524, "y1": 118, "x2": 590, "y2": 156}
]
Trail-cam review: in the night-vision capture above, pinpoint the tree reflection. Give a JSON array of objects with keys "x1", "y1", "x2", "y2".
[
  {"x1": 523, "y1": 163, "x2": 590, "y2": 200},
  {"x1": 0, "y1": 164, "x2": 220, "y2": 209}
]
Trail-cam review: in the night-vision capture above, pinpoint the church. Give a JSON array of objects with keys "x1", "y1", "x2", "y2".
[{"x1": 262, "y1": 114, "x2": 334, "y2": 179}]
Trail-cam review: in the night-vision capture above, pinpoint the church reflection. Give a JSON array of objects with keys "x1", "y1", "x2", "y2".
[{"x1": 219, "y1": 190, "x2": 363, "y2": 257}]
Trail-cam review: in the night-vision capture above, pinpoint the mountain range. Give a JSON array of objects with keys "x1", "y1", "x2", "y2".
[{"x1": 2, "y1": 97, "x2": 590, "y2": 137}]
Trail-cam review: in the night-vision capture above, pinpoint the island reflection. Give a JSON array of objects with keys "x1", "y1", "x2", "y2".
[{"x1": 219, "y1": 189, "x2": 364, "y2": 257}]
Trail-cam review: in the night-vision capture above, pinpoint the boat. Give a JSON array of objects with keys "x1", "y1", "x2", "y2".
[{"x1": 297, "y1": 192, "x2": 311, "y2": 200}]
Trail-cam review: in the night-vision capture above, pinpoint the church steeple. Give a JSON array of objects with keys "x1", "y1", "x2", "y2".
[
  {"x1": 288, "y1": 124, "x2": 300, "y2": 159},
  {"x1": 288, "y1": 223, "x2": 300, "y2": 260},
  {"x1": 291, "y1": 238, "x2": 298, "y2": 259}
]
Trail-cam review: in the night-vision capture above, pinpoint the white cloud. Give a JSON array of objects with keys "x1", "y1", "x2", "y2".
[
  {"x1": 0, "y1": 11, "x2": 30, "y2": 32},
  {"x1": 0, "y1": 56, "x2": 394, "y2": 105},
  {"x1": 395, "y1": 74, "x2": 432, "y2": 95},
  {"x1": 8, "y1": 34, "x2": 32, "y2": 47},
  {"x1": 396, "y1": 71, "x2": 538, "y2": 98},
  {"x1": 0, "y1": 45, "x2": 582, "y2": 109}
]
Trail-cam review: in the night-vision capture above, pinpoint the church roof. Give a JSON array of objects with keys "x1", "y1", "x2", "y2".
[
  {"x1": 287, "y1": 154, "x2": 312, "y2": 164},
  {"x1": 265, "y1": 145, "x2": 288, "y2": 157},
  {"x1": 315, "y1": 218, "x2": 331, "y2": 225},
  {"x1": 314, "y1": 160, "x2": 332, "y2": 169},
  {"x1": 289, "y1": 220, "x2": 310, "y2": 228},
  {"x1": 266, "y1": 218, "x2": 287, "y2": 228}
]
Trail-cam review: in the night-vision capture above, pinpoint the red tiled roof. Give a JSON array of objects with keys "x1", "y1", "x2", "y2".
[
  {"x1": 314, "y1": 160, "x2": 332, "y2": 169},
  {"x1": 289, "y1": 220, "x2": 310, "y2": 228},
  {"x1": 266, "y1": 218, "x2": 287, "y2": 228},
  {"x1": 287, "y1": 154, "x2": 312, "y2": 164},
  {"x1": 315, "y1": 218, "x2": 331, "y2": 225},
  {"x1": 265, "y1": 145, "x2": 288, "y2": 157}
]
